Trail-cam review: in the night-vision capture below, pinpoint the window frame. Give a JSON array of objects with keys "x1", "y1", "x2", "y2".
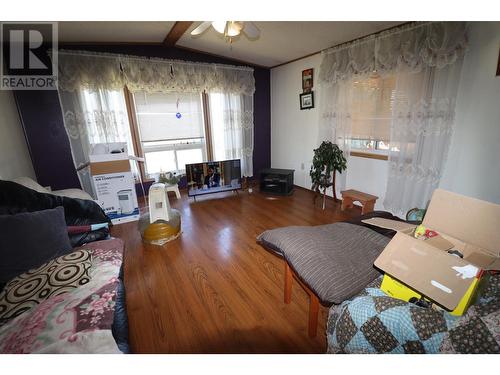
[
  {"x1": 142, "y1": 137, "x2": 207, "y2": 176},
  {"x1": 123, "y1": 87, "x2": 216, "y2": 181},
  {"x1": 123, "y1": 87, "x2": 148, "y2": 180},
  {"x1": 350, "y1": 150, "x2": 389, "y2": 161},
  {"x1": 349, "y1": 138, "x2": 389, "y2": 160}
]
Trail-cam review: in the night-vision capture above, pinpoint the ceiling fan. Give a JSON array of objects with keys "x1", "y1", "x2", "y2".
[{"x1": 190, "y1": 21, "x2": 260, "y2": 42}]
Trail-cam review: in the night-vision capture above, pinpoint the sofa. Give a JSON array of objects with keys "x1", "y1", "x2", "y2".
[{"x1": 0, "y1": 179, "x2": 129, "y2": 353}]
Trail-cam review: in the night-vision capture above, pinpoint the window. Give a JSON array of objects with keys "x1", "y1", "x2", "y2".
[
  {"x1": 349, "y1": 74, "x2": 396, "y2": 155},
  {"x1": 80, "y1": 88, "x2": 139, "y2": 176},
  {"x1": 133, "y1": 92, "x2": 207, "y2": 177}
]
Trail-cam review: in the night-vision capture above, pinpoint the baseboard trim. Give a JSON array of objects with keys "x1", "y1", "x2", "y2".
[{"x1": 293, "y1": 184, "x2": 341, "y2": 203}]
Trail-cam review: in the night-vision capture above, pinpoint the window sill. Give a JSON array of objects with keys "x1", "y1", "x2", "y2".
[
  {"x1": 136, "y1": 177, "x2": 155, "y2": 183},
  {"x1": 350, "y1": 151, "x2": 388, "y2": 161}
]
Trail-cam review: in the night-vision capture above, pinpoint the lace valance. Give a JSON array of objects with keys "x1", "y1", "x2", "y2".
[
  {"x1": 57, "y1": 53, "x2": 126, "y2": 92},
  {"x1": 57, "y1": 50, "x2": 255, "y2": 96},
  {"x1": 319, "y1": 22, "x2": 468, "y2": 85}
]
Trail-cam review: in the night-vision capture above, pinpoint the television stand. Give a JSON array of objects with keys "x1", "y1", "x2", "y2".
[
  {"x1": 260, "y1": 168, "x2": 294, "y2": 195},
  {"x1": 192, "y1": 187, "x2": 239, "y2": 201}
]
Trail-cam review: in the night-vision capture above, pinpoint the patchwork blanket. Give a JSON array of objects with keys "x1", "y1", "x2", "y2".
[
  {"x1": 0, "y1": 239, "x2": 124, "y2": 354},
  {"x1": 327, "y1": 274, "x2": 500, "y2": 354}
]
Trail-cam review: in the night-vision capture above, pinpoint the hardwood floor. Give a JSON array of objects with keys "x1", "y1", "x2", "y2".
[{"x1": 111, "y1": 187, "x2": 360, "y2": 353}]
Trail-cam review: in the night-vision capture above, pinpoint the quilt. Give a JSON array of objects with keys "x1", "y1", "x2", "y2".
[{"x1": 327, "y1": 274, "x2": 500, "y2": 354}]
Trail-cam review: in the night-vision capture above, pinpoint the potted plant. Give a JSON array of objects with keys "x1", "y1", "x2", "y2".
[
  {"x1": 310, "y1": 141, "x2": 347, "y2": 209},
  {"x1": 158, "y1": 171, "x2": 183, "y2": 186}
]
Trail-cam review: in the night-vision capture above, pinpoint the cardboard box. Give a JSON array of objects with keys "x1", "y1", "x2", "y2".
[
  {"x1": 367, "y1": 189, "x2": 500, "y2": 314},
  {"x1": 90, "y1": 144, "x2": 139, "y2": 225},
  {"x1": 380, "y1": 273, "x2": 485, "y2": 316},
  {"x1": 89, "y1": 142, "x2": 129, "y2": 163},
  {"x1": 380, "y1": 274, "x2": 422, "y2": 302}
]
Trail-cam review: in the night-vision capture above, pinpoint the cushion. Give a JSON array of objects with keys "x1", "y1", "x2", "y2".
[
  {"x1": 0, "y1": 238, "x2": 125, "y2": 354},
  {"x1": 0, "y1": 207, "x2": 73, "y2": 286},
  {"x1": 0, "y1": 179, "x2": 110, "y2": 247},
  {"x1": 12, "y1": 177, "x2": 93, "y2": 201},
  {"x1": 51, "y1": 188, "x2": 93, "y2": 201},
  {"x1": 0, "y1": 249, "x2": 92, "y2": 326},
  {"x1": 257, "y1": 222, "x2": 390, "y2": 304},
  {"x1": 12, "y1": 177, "x2": 50, "y2": 194}
]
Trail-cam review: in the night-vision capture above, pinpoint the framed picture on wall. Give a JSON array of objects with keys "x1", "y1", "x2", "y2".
[
  {"x1": 302, "y1": 68, "x2": 313, "y2": 92},
  {"x1": 299, "y1": 91, "x2": 314, "y2": 110}
]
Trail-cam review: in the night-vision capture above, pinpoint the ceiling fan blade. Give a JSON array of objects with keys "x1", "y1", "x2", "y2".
[
  {"x1": 190, "y1": 22, "x2": 212, "y2": 36},
  {"x1": 242, "y1": 22, "x2": 260, "y2": 39}
]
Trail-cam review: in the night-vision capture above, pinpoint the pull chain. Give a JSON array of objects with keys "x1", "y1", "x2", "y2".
[{"x1": 176, "y1": 98, "x2": 182, "y2": 119}]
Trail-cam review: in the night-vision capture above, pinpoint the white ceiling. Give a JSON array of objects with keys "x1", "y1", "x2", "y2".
[
  {"x1": 58, "y1": 21, "x2": 403, "y2": 68},
  {"x1": 58, "y1": 21, "x2": 175, "y2": 43},
  {"x1": 177, "y1": 21, "x2": 402, "y2": 67}
]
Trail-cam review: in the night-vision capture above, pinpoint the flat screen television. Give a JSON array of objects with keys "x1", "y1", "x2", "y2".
[{"x1": 186, "y1": 159, "x2": 242, "y2": 197}]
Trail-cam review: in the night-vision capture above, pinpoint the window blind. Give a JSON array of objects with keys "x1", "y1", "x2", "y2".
[
  {"x1": 350, "y1": 75, "x2": 395, "y2": 142},
  {"x1": 133, "y1": 92, "x2": 205, "y2": 142}
]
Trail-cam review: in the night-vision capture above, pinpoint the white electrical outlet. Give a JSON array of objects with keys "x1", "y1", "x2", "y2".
[{"x1": 301, "y1": 162, "x2": 305, "y2": 170}]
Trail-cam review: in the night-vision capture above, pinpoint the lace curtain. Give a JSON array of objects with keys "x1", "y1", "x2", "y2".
[
  {"x1": 209, "y1": 92, "x2": 254, "y2": 177},
  {"x1": 319, "y1": 22, "x2": 467, "y2": 84},
  {"x1": 58, "y1": 53, "x2": 125, "y2": 92},
  {"x1": 318, "y1": 79, "x2": 353, "y2": 196},
  {"x1": 57, "y1": 51, "x2": 255, "y2": 96},
  {"x1": 383, "y1": 62, "x2": 464, "y2": 215},
  {"x1": 318, "y1": 22, "x2": 467, "y2": 215},
  {"x1": 58, "y1": 89, "x2": 135, "y2": 197},
  {"x1": 123, "y1": 59, "x2": 255, "y2": 96}
]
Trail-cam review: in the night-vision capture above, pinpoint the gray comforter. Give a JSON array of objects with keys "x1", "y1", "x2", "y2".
[{"x1": 257, "y1": 222, "x2": 390, "y2": 304}]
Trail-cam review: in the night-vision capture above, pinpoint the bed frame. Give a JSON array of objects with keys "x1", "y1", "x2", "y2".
[
  {"x1": 284, "y1": 261, "x2": 322, "y2": 338},
  {"x1": 258, "y1": 238, "x2": 326, "y2": 338},
  {"x1": 258, "y1": 211, "x2": 402, "y2": 339}
]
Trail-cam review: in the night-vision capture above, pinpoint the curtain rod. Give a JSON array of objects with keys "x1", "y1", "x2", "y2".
[
  {"x1": 55, "y1": 49, "x2": 255, "y2": 72},
  {"x1": 322, "y1": 21, "x2": 436, "y2": 54}
]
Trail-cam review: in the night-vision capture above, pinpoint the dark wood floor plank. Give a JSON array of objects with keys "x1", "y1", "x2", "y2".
[{"x1": 111, "y1": 187, "x2": 360, "y2": 353}]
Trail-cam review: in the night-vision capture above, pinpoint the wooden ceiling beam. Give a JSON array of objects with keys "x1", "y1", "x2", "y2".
[{"x1": 163, "y1": 21, "x2": 193, "y2": 46}]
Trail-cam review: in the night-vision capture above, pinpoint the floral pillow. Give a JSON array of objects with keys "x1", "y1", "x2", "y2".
[
  {"x1": 0, "y1": 238, "x2": 124, "y2": 354},
  {"x1": 0, "y1": 277, "x2": 120, "y2": 354},
  {"x1": 0, "y1": 249, "x2": 92, "y2": 327}
]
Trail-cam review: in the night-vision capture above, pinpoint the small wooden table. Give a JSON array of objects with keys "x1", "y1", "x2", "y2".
[{"x1": 341, "y1": 189, "x2": 378, "y2": 215}]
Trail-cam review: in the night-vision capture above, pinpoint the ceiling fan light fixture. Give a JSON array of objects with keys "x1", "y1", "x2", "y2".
[
  {"x1": 212, "y1": 21, "x2": 226, "y2": 34},
  {"x1": 227, "y1": 22, "x2": 243, "y2": 37},
  {"x1": 192, "y1": 21, "x2": 260, "y2": 42}
]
